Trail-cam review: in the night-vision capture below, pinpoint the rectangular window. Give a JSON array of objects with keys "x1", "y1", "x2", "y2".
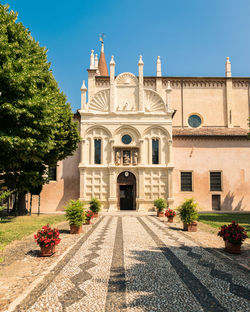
[
  {"x1": 48, "y1": 166, "x2": 57, "y2": 181},
  {"x1": 210, "y1": 172, "x2": 222, "y2": 191},
  {"x1": 181, "y1": 172, "x2": 192, "y2": 191},
  {"x1": 94, "y1": 139, "x2": 101, "y2": 164},
  {"x1": 152, "y1": 139, "x2": 159, "y2": 164},
  {"x1": 212, "y1": 195, "x2": 221, "y2": 210}
]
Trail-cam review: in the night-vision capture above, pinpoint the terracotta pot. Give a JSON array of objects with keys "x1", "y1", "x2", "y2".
[
  {"x1": 70, "y1": 224, "x2": 83, "y2": 234},
  {"x1": 157, "y1": 211, "x2": 164, "y2": 217},
  {"x1": 167, "y1": 217, "x2": 174, "y2": 223},
  {"x1": 183, "y1": 222, "x2": 197, "y2": 232},
  {"x1": 40, "y1": 245, "x2": 55, "y2": 257},
  {"x1": 225, "y1": 241, "x2": 241, "y2": 254}
]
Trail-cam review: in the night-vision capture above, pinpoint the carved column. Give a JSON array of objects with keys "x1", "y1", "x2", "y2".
[
  {"x1": 109, "y1": 139, "x2": 115, "y2": 165},
  {"x1": 91, "y1": 138, "x2": 95, "y2": 165},
  {"x1": 108, "y1": 168, "x2": 117, "y2": 210},
  {"x1": 167, "y1": 167, "x2": 174, "y2": 208},
  {"x1": 80, "y1": 139, "x2": 86, "y2": 164},
  {"x1": 168, "y1": 139, "x2": 173, "y2": 165},
  {"x1": 137, "y1": 168, "x2": 145, "y2": 211},
  {"x1": 79, "y1": 168, "x2": 86, "y2": 200},
  {"x1": 139, "y1": 139, "x2": 144, "y2": 165}
]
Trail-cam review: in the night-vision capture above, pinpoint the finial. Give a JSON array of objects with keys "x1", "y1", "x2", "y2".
[
  {"x1": 80, "y1": 80, "x2": 87, "y2": 91},
  {"x1": 138, "y1": 55, "x2": 144, "y2": 65},
  {"x1": 110, "y1": 55, "x2": 115, "y2": 65},
  {"x1": 157, "y1": 56, "x2": 162, "y2": 77},
  {"x1": 166, "y1": 81, "x2": 172, "y2": 91},
  {"x1": 94, "y1": 53, "x2": 98, "y2": 69},
  {"x1": 225, "y1": 56, "x2": 232, "y2": 77},
  {"x1": 90, "y1": 49, "x2": 95, "y2": 69},
  {"x1": 99, "y1": 33, "x2": 105, "y2": 53}
]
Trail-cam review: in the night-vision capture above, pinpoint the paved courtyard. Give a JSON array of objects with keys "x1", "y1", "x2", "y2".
[{"x1": 13, "y1": 215, "x2": 250, "y2": 312}]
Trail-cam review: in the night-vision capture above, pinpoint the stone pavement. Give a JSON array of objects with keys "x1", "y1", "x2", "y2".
[{"x1": 11, "y1": 215, "x2": 250, "y2": 312}]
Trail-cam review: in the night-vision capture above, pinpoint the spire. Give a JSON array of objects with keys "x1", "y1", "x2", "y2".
[
  {"x1": 156, "y1": 56, "x2": 162, "y2": 77},
  {"x1": 225, "y1": 57, "x2": 232, "y2": 77},
  {"x1": 98, "y1": 42, "x2": 109, "y2": 76}
]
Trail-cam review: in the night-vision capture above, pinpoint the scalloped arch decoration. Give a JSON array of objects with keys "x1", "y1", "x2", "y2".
[
  {"x1": 115, "y1": 72, "x2": 138, "y2": 86},
  {"x1": 144, "y1": 89, "x2": 166, "y2": 112},
  {"x1": 88, "y1": 89, "x2": 109, "y2": 112}
]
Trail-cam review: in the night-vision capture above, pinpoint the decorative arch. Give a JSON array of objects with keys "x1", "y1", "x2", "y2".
[
  {"x1": 143, "y1": 89, "x2": 166, "y2": 112},
  {"x1": 85, "y1": 125, "x2": 112, "y2": 138},
  {"x1": 143, "y1": 125, "x2": 171, "y2": 139},
  {"x1": 88, "y1": 89, "x2": 109, "y2": 112},
  {"x1": 114, "y1": 125, "x2": 141, "y2": 140},
  {"x1": 115, "y1": 72, "x2": 138, "y2": 86}
]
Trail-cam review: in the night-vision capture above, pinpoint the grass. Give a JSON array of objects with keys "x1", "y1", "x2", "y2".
[
  {"x1": 198, "y1": 213, "x2": 250, "y2": 237},
  {"x1": 0, "y1": 214, "x2": 66, "y2": 251}
]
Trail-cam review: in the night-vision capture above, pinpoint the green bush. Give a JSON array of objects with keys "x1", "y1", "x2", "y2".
[
  {"x1": 177, "y1": 198, "x2": 199, "y2": 224},
  {"x1": 154, "y1": 198, "x2": 166, "y2": 212},
  {"x1": 65, "y1": 200, "x2": 86, "y2": 226},
  {"x1": 89, "y1": 198, "x2": 101, "y2": 213}
]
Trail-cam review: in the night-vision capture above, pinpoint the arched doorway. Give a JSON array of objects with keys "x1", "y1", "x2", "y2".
[{"x1": 117, "y1": 171, "x2": 136, "y2": 210}]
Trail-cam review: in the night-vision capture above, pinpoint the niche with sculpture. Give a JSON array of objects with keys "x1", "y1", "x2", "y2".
[{"x1": 115, "y1": 148, "x2": 139, "y2": 166}]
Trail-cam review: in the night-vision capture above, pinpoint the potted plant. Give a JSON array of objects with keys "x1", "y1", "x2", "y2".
[
  {"x1": 165, "y1": 209, "x2": 176, "y2": 222},
  {"x1": 154, "y1": 198, "x2": 166, "y2": 217},
  {"x1": 218, "y1": 221, "x2": 248, "y2": 254},
  {"x1": 34, "y1": 224, "x2": 61, "y2": 257},
  {"x1": 65, "y1": 200, "x2": 86, "y2": 234},
  {"x1": 177, "y1": 198, "x2": 199, "y2": 231},
  {"x1": 89, "y1": 198, "x2": 101, "y2": 217},
  {"x1": 84, "y1": 210, "x2": 94, "y2": 224}
]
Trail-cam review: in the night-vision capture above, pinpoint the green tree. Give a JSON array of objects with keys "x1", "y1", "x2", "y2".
[{"x1": 0, "y1": 4, "x2": 80, "y2": 214}]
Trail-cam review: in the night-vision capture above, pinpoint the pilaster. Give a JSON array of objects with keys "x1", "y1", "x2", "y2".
[
  {"x1": 138, "y1": 55, "x2": 144, "y2": 112},
  {"x1": 79, "y1": 168, "x2": 86, "y2": 200},
  {"x1": 108, "y1": 168, "x2": 117, "y2": 210}
]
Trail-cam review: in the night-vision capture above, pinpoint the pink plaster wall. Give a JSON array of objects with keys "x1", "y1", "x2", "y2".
[
  {"x1": 31, "y1": 147, "x2": 80, "y2": 213},
  {"x1": 173, "y1": 138, "x2": 250, "y2": 211}
]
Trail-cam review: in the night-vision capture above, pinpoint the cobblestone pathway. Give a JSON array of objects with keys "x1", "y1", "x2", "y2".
[{"x1": 13, "y1": 216, "x2": 250, "y2": 312}]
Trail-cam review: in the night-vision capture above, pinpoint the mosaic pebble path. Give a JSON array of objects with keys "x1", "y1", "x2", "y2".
[{"x1": 12, "y1": 215, "x2": 250, "y2": 312}]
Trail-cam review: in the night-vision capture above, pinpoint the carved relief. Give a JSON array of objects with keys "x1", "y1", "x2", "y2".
[
  {"x1": 144, "y1": 89, "x2": 166, "y2": 112},
  {"x1": 115, "y1": 148, "x2": 139, "y2": 166},
  {"x1": 88, "y1": 89, "x2": 109, "y2": 112},
  {"x1": 117, "y1": 101, "x2": 136, "y2": 111},
  {"x1": 144, "y1": 79, "x2": 156, "y2": 88},
  {"x1": 233, "y1": 80, "x2": 249, "y2": 88},
  {"x1": 116, "y1": 72, "x2": 138, "y2": 86},
  {"x1": 162, "y1": 79, "x2": 225, "y2": 88},
  {"x1": 95, "y1": 79, "x2": 110, "y2": 88}
]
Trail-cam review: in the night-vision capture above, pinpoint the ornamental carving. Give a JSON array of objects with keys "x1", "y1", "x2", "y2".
[
  {"x1": 88, "y1": 89, "x2": 109, "y2": 112},
  {"x1": 115, "y1": 148, "x2": 139, "y2": 166},
  {"x1": 144, "y1": 89, "x2": 166, "y2": 112},
  {"x1": 233, "y1": 80, "x2": 249, "y2": 88},
  {"x1": 115, "y1": 72, "x2": 138, "y2": 86}
]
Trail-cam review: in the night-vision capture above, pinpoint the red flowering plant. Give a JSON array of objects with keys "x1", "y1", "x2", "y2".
[
  {"x1": 34, "y1": 224, "x2": 61, "y2": 248},
  {"x1": 165, "y1": 209, "x2": 176, "y2": 218},
  {"x1": 218, "y1": 221, "x2": 248, "y2": 245},
  {"x1": 85, "y1": 210, "x2": 94, "y2": 222}
]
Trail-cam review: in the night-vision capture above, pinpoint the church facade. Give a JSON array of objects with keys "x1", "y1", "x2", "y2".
[{"x1": 38, "y1": 45, "x2": 250, "y2": 212}]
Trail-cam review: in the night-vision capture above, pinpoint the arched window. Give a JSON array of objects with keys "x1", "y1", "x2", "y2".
[
  {"x1": 152, "y1": 139, "x2": 159, "y2": 164},
  {"x1": 94, "y1": 139, "x2": 101, "y2": 164}
]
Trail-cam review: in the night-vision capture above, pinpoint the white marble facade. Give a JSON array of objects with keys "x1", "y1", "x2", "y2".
[{"x1": 79, "y1": 53, "x2": 174, "y2": 211}]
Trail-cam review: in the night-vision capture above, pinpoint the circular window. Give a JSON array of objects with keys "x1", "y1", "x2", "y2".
[
  {"x1": 122, "y1": 135, "x2": 132, "y2": 144},
  {"x1": 188, "y1": 115, "x2": 202, "y2": 128}
]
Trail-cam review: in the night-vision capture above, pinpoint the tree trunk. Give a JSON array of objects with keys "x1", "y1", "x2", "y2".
[{"x1": 12, "y1": 193, "x2": 28, "y2": 215}]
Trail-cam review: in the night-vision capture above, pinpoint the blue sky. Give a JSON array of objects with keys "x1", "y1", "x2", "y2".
[{"x1": 2, "y1": 0, "x2": 250, "y2": 112}]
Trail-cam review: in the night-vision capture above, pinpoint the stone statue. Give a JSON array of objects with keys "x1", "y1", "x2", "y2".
[
  {"x1": 133, "y1": 150, "x2": 138, "y2": 165},
  {"x1": 115, "y1": 151, "x2": 121, "y2": 165},
  {"x1": 123, "y1": 151, "x2": 130, "y2": 165}
]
